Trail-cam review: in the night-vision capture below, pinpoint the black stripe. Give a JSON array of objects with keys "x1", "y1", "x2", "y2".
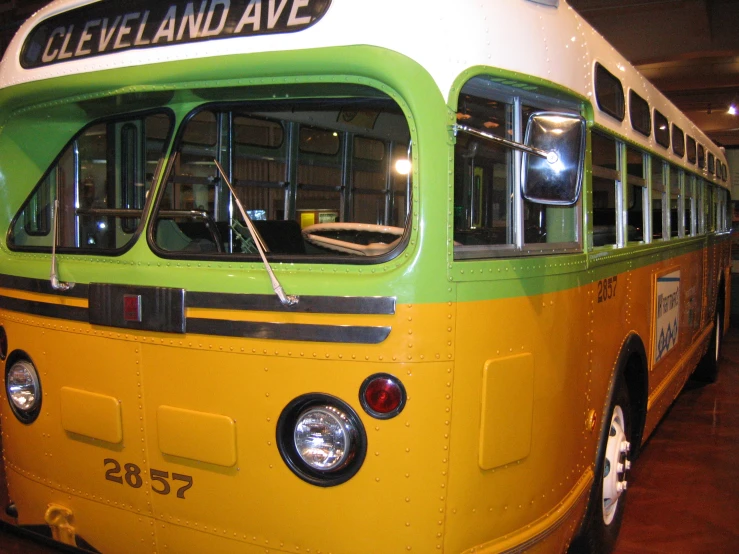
[
  {"x1": 0, "y1": 275, "x2": 394, "y2": 344},
  {"x1": 0, "y1": 274, "x2": 88, "y2": 298},
  {"x1": 0, "y1": 274, "x2": 395, "y2": 315},
  {"x1": 0, "y1": 296, "x2": 88, "y2": 323},
  {"x1": 186, "y1": 318, "x2": 391, "y2": 344},
  {"x1": 187, "y1": 291, "x2": 396, "y2": 315}
]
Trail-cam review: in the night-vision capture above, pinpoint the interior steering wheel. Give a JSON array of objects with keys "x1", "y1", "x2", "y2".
[{"x1": 302, "y1": 222, "x2": 404, "y2": 256}]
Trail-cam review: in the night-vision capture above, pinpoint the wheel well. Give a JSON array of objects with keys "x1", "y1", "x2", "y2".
[{"x1": 620, "y1": 336, "x2": 648, "y2": 460}]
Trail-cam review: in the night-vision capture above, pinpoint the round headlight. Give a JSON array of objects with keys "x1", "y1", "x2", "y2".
[
  {"x1": 294, "y1": 406, "x2": 352, "y2": 471},
  {"x1": 277, "y1": 394, "x2": 366, "y2": 487},
  {"x1": 6, "y1": 359, "x2": 41, "y2": 423}
]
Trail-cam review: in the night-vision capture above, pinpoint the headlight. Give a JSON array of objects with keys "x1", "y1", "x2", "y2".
[
  {"x1": 6, "y1": 359, "x2": 42, "y2": 423},
  {"x1": 294, "y1": 406, "x2": 353, "y2": 471},
  {"x1": 277, "y1": 394, "x2": 366, "y2": 486}
]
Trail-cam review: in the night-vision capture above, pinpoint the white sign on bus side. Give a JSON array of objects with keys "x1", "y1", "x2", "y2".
[{"x1": 654, "y1": 270, "x2": 680, "y2": 363}]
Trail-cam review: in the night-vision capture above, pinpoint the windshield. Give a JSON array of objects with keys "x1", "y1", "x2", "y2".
[{"x1": 151, "y1": 89, "x2": 412, "y2": 261}]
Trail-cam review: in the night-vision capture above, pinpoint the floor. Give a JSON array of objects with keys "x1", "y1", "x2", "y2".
[{"x1": 0, "y1": 330, "x2": 738, "y2": 554}]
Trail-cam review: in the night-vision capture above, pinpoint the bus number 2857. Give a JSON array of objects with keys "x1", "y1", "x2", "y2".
[
  {"x1": 104, "y1": 458, "x2": 193, "y2": 499},
  {"x1": 597, "y1": 276, "x2": 618, "y2": 303}
]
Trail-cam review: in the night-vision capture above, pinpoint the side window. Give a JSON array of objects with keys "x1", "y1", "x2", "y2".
[
  {"x1": 703, "y1": 183, "x2": 713, "y2": 232},
  {"x1": 10, "y1": 112, "x2": 172, "y2": 251},
  {"x1": 591, "y1": 132, "x2": 619, "y2": 247},
  {"x1": 629, "y1": 91, "x2": 650, "y2": 136},
  {"x1": 595, "y1": 63, "x2": 625, "y2": 121},
  {"x1": 152, "y1": 88, "x2": 412, "y2": 259},
  {"x1": 686, "y1": 135, "x2": 697, "y2": 164},
  {"x1": 454, "y1": 93, "x2": 514, "y2": 249},
  {"x1": 626, "y1": 146, "x2": 646, "y2": 243},
  {"x1": 671, "y1": 125, "x2": 685, "y2": 158},
  {"x1": 654, "y1": 110, "x2": 670, "y2": 148},
  {"x1": 696, "y1": 180, "x2": 705, "y2": 234},
  {"x1": 452, "y1": 78, "x2": 581, "y2": 259},
  {"x1": 651, "y1": 158, "x2": 666, "y2": 240},
  {"x1": 669, "y1": 165, "x2": 681, "y2": 238},
  {"x1": 685, "y1": 175, "x2": 696, "y2": 237},
  {"x1": 708, "y1": 152, "x2": 715, "y2": 175},
  {"x1": 697, "y1": 144, "x2": 705, "y2": 169},
  {"x1": 716, "y1": 188, "x2": 726, "y2": 231}
]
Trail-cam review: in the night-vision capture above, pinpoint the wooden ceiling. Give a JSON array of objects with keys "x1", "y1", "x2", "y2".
[
  {"x1": 568, "y1": 0, "x2": 739, "y2": 147},
  {"x1": 2, "y1": 0, "x2": 739, "y2": 146}
]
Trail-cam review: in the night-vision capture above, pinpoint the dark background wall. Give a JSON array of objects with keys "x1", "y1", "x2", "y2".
[{"x1": 0, "y1": 1, "x2": 48, "y2": 60}]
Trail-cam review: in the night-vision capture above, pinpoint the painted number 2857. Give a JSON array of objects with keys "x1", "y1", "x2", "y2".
[
  {"x1": 597, "y1": 276, "x2": 618, "y2": 303},
  {"x1": 104, "y1": 458, "x2": 193, "y2": 499}
]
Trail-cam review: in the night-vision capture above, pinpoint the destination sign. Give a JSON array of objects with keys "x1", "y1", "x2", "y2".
[{"x1": 21, "y1": 0, "x2": 332, "y2": 69}]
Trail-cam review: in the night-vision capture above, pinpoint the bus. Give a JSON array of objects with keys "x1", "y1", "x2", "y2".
[{"x1": 0, "y1": 0, "x2": 731, "y2": 553}]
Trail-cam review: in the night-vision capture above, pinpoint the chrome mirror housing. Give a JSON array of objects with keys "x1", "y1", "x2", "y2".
[{"x1": 522, "y1": 112, "x2": 586, "y2": 205}]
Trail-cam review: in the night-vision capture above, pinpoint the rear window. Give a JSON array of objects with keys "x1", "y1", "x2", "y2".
[{"x1": 151, "y1": 86, "x2": 412, "y2": 261}]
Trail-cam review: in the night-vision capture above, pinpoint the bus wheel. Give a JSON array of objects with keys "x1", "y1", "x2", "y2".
[
  {"x1": 694, "y1": 303, "x2": 722, "y2": 383},
  {"x1": 570, "y1": 373, "x2": 631, "y2": 554}
]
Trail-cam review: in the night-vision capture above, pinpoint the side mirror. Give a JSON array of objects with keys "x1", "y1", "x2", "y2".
[{"x1": 522, "y1": 112, "x2": 586, "y2": 205}]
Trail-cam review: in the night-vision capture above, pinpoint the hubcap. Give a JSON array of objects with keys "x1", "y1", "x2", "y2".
[{"x1": 602, "y1": 404, "x2": 630, "y2": 525}]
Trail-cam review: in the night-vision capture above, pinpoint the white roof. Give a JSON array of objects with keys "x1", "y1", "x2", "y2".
[{"x1": 0, "y1": 0, "x2": 728, "y2": 176}]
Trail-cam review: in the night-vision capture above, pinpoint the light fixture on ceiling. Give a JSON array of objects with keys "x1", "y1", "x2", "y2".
[{"x1": 728, "y1": 103, "x2": 737, "y2": 116}]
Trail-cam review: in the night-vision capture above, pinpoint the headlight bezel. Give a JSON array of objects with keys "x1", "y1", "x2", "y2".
[
  {"x1": 276, "y1": 393, "x2": 366, "y2": 487},
  {"x1": 5, "y1": 357, "x2": 42, "y2": 424}
]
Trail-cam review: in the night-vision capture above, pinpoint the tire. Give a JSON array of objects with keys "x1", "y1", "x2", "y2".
[
  {"x1": 569, "y1": 372, "x2": 632, "y2": 554},
  {"x1": 694, "y1": 301, "x2": 723, "y2": 383}
]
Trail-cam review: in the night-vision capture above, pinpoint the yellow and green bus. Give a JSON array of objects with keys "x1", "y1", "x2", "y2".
[{"x1": 0, "y1": 0, "x2": 731, "y2": 553}]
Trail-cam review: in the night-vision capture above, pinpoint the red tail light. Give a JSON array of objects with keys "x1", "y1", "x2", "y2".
[{"x1": 360, "y1": 374, "x2": 406, "y2": 419}]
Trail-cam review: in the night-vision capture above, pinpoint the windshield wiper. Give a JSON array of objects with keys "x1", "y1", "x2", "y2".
[
  {"x1": 213, "y1": 160, "x2": 298, "y2": 307},
  {"x1": 50, "y1": 199, "x2": 75, "y2": 291}
]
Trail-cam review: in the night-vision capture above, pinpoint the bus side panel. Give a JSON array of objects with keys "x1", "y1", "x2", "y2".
[
  {"x1": 638, "y1": 245, "x2": 717, "y2": 440},
  {"x1": 444, "y1": 282, "x2": 591, "y2": 552}
]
